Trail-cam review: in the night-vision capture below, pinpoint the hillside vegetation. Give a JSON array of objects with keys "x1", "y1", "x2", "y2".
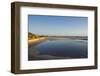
[{"x1": 28, "y1": 32, "x2": 47, "y2": 40}]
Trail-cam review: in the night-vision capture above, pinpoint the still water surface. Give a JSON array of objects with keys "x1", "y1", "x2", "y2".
[{"x1": 29, "y1": 38, "x2": 88, "y2": 60}]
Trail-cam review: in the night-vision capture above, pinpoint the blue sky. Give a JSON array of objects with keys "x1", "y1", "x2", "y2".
[{"x1": 28, "y1": 15, "x2": 88, "y2": 36}]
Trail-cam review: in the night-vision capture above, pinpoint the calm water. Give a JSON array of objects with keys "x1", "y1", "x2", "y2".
[{"x1": 28, "y1": 38, "x2": 88, "y2": 60}]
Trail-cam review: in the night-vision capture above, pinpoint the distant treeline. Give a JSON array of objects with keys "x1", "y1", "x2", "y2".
[
  {"x1": 28, "y1": 32, "x2": 47, "y2": 40},
  {"x1": 28, "y1": 32, "x2": 88, "y2": 40}
]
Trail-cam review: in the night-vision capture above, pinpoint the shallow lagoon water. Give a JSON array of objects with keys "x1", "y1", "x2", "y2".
[{"x1": 29, "y1": 38, "x2": 88, "y2": 60}]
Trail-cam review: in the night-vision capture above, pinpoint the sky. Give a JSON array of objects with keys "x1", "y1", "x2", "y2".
[{"x1": 28, "y1": 15, "x2": 88, "y2": 36}]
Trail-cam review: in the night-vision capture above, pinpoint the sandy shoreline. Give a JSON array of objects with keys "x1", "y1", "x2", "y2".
[{"x1": 28, "y1": 37, "x2": 47, "y2": 47}]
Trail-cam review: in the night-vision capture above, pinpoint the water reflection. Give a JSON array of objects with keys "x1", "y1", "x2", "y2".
[{"x1": 28, "y1": 38, "x2": 88, "y2": 60}]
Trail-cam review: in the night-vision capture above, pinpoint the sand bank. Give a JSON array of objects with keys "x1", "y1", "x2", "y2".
[{"x1": 28, "y1": 37, "x2": 47, "y2": 47}]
